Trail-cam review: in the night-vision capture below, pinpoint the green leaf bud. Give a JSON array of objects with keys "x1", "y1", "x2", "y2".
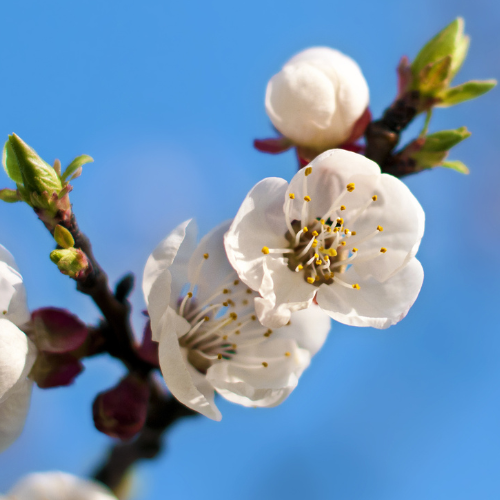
[
  {"x1": 54, "y1": 225, "x2": 75, "y2": 249},
  {"x1": 61, "y1": 154, "x2": 94, "y2": 183},
  {"x1": 0, "y1": 188, "x2": 21, "y2": 203},
  {"x1": 439, "y1": 80, "x2": 497, "y2": 107},
  {"x1": 50, "y1": 247, "x2": 90, "y2": 280}
]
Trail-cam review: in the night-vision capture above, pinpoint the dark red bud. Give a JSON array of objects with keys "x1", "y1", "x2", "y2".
[
  {"x1": 31, "y1": 352, "x2": 84, "y2": 389},
  {"x1": 31, "y1": 307, "x2": 88, "y2": 353},
  {"x1": 93, "y1": 374, "x2": 150, "y2": 440},
  {"x1": 254, "y1": 136, "x2": 293, "y2": 154}
]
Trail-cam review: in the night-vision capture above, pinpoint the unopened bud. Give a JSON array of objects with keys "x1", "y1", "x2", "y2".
[
  {"x1": 54, "y1": 225, "x2": 75, "y2": 249},
  {"x1": 30, "y1": 307, "x2": 88, "y2": 353},
  {"x1": 265, "y1": 47, "x2": 369, "y2": 151},
  {"x1": 93, "y1": 374, "x2": 150, "y2": 440},
  {"x1": 50, "y1": 248, "x2": 91, "y2": 280},
  {"x1": 30, "y1": 352, "x2": 84, "y2": 389}
]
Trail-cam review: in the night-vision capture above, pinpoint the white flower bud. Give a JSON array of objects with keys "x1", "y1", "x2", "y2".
[
  {"x1": 265, "y1": 47, "x2": 369, "y2": 150},
  {"x1": 4, "y1": 471, "x2": 116, "y2": 500}
]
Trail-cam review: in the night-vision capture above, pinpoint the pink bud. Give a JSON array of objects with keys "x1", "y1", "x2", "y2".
[
  {"x1": 93, "y1": 374, "x2": 150, "y2": 440},
  {"x1": 31, "y1": 352, "x2": 84, "y2": 389},
  {"x1": 30, "y1": 307, "x2": 88, "y2": 353}
]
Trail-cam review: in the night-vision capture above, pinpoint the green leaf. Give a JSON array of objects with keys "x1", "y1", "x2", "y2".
[
  {"x1": 441, "y1": 160, "x2": 469, "y2": 174},
  {"x1": 2, "y1": 140, "x2": 23, "y2": 184},
  {"x1": 417, "y1": 56, "x2": 452, "y2": 93},
  {"x1": 412, "y1": 18, "x2": 464, "y2": 77},
  {"x1": 439, "y1": 80, "x2": 497, "y2": 107},
  {"x1": 61, "y1": 154, "x2": 93, "y2": 182},
  {"x1": 54, "y1": 225, "x2": 75, "y2": 249},
  {"x1": 421, "y1": 127, "x2": 471, "y2": 152},
  {"x1": 0, "y1": 188, "x2": 20, "y2": 203},
  {"x1": 8, "y1": 134, "x2": 62, "y2": 194},
  {"x1": 450, "y1": 34, "x2": 470, "y2": 79}
]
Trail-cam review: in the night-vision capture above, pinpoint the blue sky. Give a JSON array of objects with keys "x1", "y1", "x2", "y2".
[{"x1": 1, "y1": 1, "x2": 499, "y2": 499}]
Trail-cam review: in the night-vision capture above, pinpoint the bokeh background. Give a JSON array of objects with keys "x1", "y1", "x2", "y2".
[{"x1": 1, "y1": 1, "x2": 499, "y2": 498}]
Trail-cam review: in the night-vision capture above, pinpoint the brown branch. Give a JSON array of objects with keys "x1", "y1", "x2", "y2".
[
  {"x1": 92, "y1": 384, "x2": 196, "y2": 492},
  {"x1": 364, "y1": 90, "x2": 421, "y2": 175}
]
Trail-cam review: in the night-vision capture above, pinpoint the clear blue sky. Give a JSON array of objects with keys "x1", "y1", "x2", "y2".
[{"x1": 1, "y1": 1, "x2": 499, "y2": 499}]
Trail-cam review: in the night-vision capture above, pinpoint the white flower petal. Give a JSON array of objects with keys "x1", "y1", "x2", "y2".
[
  {"x1": 0, "y1": 379, "x2": 32, "y2": 453},
  {"x1": 348, "y1": 173, "x2": 425, "y2": 282},
  {"x1": 157, "y1": 308, "x2": 221, "y2": 421},
  {"x1": 6, "y1": 471, "x2": 116, "y2": 500},
  {"x1": 316, "y1": 257, "x2": 424, "y2": 328},
  {"x1": 187, "y1": 220, "x2": 234, "y2": 304},
  {"x1": 206, "y1": 339, "x2": 310, "y2": 408},
  {"x1": 265, "y1": 47, "x2": 369, "y2": 150},
  {"x1": 143, "y1": 219, "x2": 197, "y2": 336},
  {"x1": 286, "y1": 149, "x2": 381, "y2": 223},
  {"x1": 0, "y1": 319, "x2": 36, "y2": 401},
  {"x1": 224, "y1": 177, "x2": 289, "y2": 292},
  {"x1": 254, "y1": 256, "x2": 315, "y2": 328},
  {"x1": 272, "y1": 304, "x2": 330, "y2": 356}
]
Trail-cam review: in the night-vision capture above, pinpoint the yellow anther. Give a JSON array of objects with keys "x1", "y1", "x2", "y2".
[
  {"x1": 303, "y1": 226, "x2": 308, "y2": 233},
  {"x1": 246, "y1": 289, "x2": 253, "y2": 294},
  {"x1": 227, "y1": 299, "x2": 234, "y2": 306},
  {"x1": 340, "y1": 205, "x2": 346, "y2": 211},
  {"x1": 297, "y1": 264, "x2": 303, "y2": 271},
  {"x1": 222, "y1": 335, "x2": 228, "y2": 340},
  {"x1": 352, "y1": 284, "x2": 360, "y2": 290},
  {"x1": 380, "y1": 247, "x2": 387, "y2": 253},
  {"x1": 344, "y1": 228, "x2": 349, "y2": 235},
  {"x1": 251, "y1": 315, "x2": 256, "y2": 320},
  {"x1": 324, "y1": 255, "x2": 330, "y2": 262},
  {"x1": 289, "y1": 193, "x2": 295, "y2": 199},
  {"x1": 337, "y1": 218, "x2": 344, "y2": 225},
  {"x1": 305, "y1": 166, "x2": 313, "y2": 176},
  {"x1": 2, "y1": 310, "x2": 6, "y2": 315},
  {"x1": 327, "y1": 226, "x2": 332, "y2": 233},
  {"x1": 235, "y1": 330, "x2": 240, "y2": 335},
  {"x1": 319, "y1": 246, "x2": 325, "y2": 252},
  {"x1": 314, "y1": 253, "x2": 319, "y2": 259},
  {"x1": 315, "y1": 275, "x2": 320, "y2": 282},
  {"x1": 351, "y1": 231, "x2": 357, "y2": 236},
  {"x1": 229, "y1": 312, "x2": 238, "y2": 320},
  {"x1": 203, "y1": 253, "x2": 209, "y2": 259},
  {"x1": 372, "y1": 195, "x2": 378, "y2": 201},
  {"x1": 232, "y1": 344, "x2": 237, "y2": 349},
  {"x1": 262, "y1": 362, "x2": 269, "y2": 367},
  {"x1": 312, "y1": 230, "x2": 319, "y2": 237},
  {"x1": 204, "y1": 316, "x2": 210, "y2": 322},
  {"x1": 312, "y1": 239, "x2": 318, "y2": 248},
  {"x1": 316, "y1": 260, "x2": 322, "y2": 265},
  {"x1": 217, "y1": 354, "x2": 223, "y2": 360},
  {"x1": 262, "y1": 246, "x2": 270, "y2": 254},
  {"x1": 264, "y1": 329, "x2": 273, "y2": 337},
  {"x1": 285, "y1": 352, "x2": 291, "y2": 357},
  {"x1": 352, "y1": 248, "x2": 358, "y2": 252},
  {"x1": 306, "y1": 277, "x2": 315, "y2": 284},
  {"x1": 327, "y1": 248, "x2": 337, "y2": 257},
  {"x1": 242, "y1": 299, "x2": 248, "y2": 305},
  {"x1": 346, "y1": 183, "x2": 355, "y2": 192},
  {"x1": 233, "y1": 280, "x2": 240, "y2": 285},
  {"x1": 377, "y1": 225, "x2": 384, "y2": 232},
  {"x1": 223, "y1": 289, "x2": 230, "y2": 294},
  {"x1": 304, "y1": 195, "x2": 311, "y2": 202},
  {"x1": 341, "y1": 241, "x2": 346, "y2": 246},
  {"x1": 187, "y1": 292, "x2": 193, "y2": 298},
  {"x1": 223, "y1": 302, "x2": 228, "y2": 307},
  {"x1": 320, "y1": 219, "x2": 325, "y2": 225}
]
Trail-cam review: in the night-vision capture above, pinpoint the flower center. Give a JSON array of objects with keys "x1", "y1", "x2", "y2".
[{"x1": 261, "y1": 172, "x2": 387, "y2": 290}]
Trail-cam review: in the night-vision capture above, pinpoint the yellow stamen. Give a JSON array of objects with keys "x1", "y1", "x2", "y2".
[
  {"x1": 341, "y1": 241, "x2": 346, "y2": 246},
  {"x1": 262, "y1": 246, "x2": 270, "y2": 254},
  {"x1": 203, "y1": 253, "x2": 209, "y2": 259},
  {"x1": 306, "y1": 277, "x2": 315, "y2": 284},
  {"x1": 251, "y1": 315, "x2": 256, "y2": 320},
  {"x1": 347, "y1": 183, "x2": 355, "y2": 192},
  {"x1": 312, "y1": 239, "x2": 318, "y2": 248},
  {"x1": 372, "y1": 195, "x2": 378, "y2": 201},
  {"x1": 316, "y1": 260, "x2": 322, "y2": 265},
  {"x1": 337, "y1": 218, "x2": 344, "y2": 225},
  {"x1": 289, "y1": 193, "x2": 295, "y2": 199},
  {"x1": 352, "y1": 284, "x2": 360, "y2": 290},
  {"x1": 305, "y1": 167, "x2": 313, "y2": 176},
  {"x1": 304, "y1": 195, "x2": 311, "y2": 202},
  {"x1": 340, "y1": 205, "x2": 346, "y2": 211},
  {"x1": 285, "y1": 352, "x2": 291, "y2": 357},
  {"x1": 222, "y1": 335, "x2": 228, "y2": 340},
  {"x1": 303, "y1": 226, "x2": 308, "y2": 233},
  {"x1": 352, "y1": 248, "x2": 358, "y2": 252},
  {"x1": 377, "y1": 225, "x2": 384, "y2": 232},
  {"x1": 217, "y1": 354, "x2": 223, "y2": 360},
  {"x1": 320, "y1": 219, "x2": 325, "y2": 225},
  {"x1": 351, "y1": 231, "x2": 357, "y2": 236},
  {"x1": 315, "y1": 275, "x2": 320, "y2": 282},
  {"x1": 233, "y1": 280, "x2": 240, "y2": 285},
  {"x1": 229, "y1": 312, "x2": 238, "y2": 320},
  {"x1": 327, "y1": 226, "x2": 332, "y2": 233},
  {"x1": 223, "y1": 289, "x2": 230, "y2": 294},
  {"x1": 380, "y1": 247, "x2": 387, "y2": 253},
  {"x1": 297, "y1": 264, "x2": 303, "y2": 271},
  {"x1": 204, "y1": 316, "x2": 210, "y2": 322},
  {"x1": 327, "y1": 248, "x2": 337, "y2": 257},
  {"x1": 262, "y1": 362, "x2": 269, "y2": 367},
  {"x1": 312, "y1": 230, "x2": 319, "y2": 237},
  {"x1": 187, "y1": 292, "x2": 193, "y2": 298}
]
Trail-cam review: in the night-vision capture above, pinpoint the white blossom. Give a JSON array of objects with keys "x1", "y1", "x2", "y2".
[
  {"x1": 2, "y1": 471, "x2": 116, "y2": 500},
  {"x1": 265, "y1": 47, "x2": 370, "y2": 151},
  {"x1": 143, "y1": 220, "x2": 330, "y2": 421},
  {"x1": 224, "y1": 149, "x2": 425, "y2": 329},
  {"x1": 0, "y1": 245, "x2": 36, "y2": 453}
]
